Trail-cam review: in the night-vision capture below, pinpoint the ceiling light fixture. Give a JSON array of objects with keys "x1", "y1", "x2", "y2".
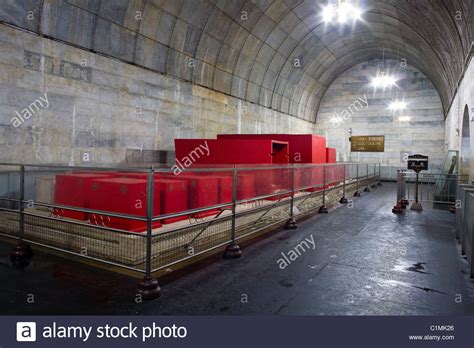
[
  {"x1": 389, "y1": 100, "x2": 407, "y2": 110},
  {"x1": 371, "y1": 71, "x2": 397, "y2": 89},
  {"x1": 322, "y1": 1, "x2": 362, "y2": 24},
  {"x1": 398, "y1": 116, "x2": 411, "y2": 122}
]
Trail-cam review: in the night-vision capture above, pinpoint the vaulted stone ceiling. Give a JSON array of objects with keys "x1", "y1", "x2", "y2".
[{"x1": 1, "y1": 0, "x2": 472, "y2": 122}]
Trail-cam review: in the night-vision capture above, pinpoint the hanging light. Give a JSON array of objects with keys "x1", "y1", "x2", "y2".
[
  {"x1": 398, "y1": 116, "x2": 411, "y2": 121},
  {"x1": 322, "y1": 1, "x2": 362, "y2": 24},
  {"x1": 352, "y1": 6, "x2": 362, "y2": 21},
  {"x1": 337, "y1": 2, "x2": 349, "y2": 23},
  {"x1": 388, "y1": 100, "x2": 407, "y2": 110},
  {"x1": 371, "y1": 71, "x2": 397, "y2": 89},
  {"x1": 322, "y1": 4, "x2": 337, "y2": 22}
]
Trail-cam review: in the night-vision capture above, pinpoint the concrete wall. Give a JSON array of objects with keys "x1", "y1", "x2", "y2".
[
  {"x1": 0, "y1": 25, "x2": 316, "y2": 166},
  {"x1": 315, "y1": 59, "x2": 445, "y2": 179},
  {"x1": 444, "y1": 56, "x2": 474, "y2": 181},
  {"x1": 2, "y1": 0, "x2": 469, "y2": 123}
]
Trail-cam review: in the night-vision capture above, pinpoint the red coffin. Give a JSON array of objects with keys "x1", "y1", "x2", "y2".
[
  {"x1": 88, "y1": 177, "x2": 161, "y2": 232},
  {"x1": 174, "y1": 139, "x2": 218, "y2": 166},
  {"x1": 54, "y1": 173, "x2": 115, "y2": 220},
  {"x1": 217, "y1": 134, "x2": 326, "y2": 164},
  {"x1": 215, "y1": 139, "x2": 289, "y2": 165},
  {"x1": 174, "y1": 138, "x2": 289, "y2": 166}
]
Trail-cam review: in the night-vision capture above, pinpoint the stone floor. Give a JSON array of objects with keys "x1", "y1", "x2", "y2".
[{"x1": 1, "y1": 183, "x2": 473, "y2": 315}]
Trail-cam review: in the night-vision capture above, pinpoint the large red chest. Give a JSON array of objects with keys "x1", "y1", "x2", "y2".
[
  {"x1": 157, "y1": 179, "x2": 188, "y2": 224},
  {"x1": 54, "y1": 173, "x2": 114, "y2": 220},
  {"x1": 326, "y1": 148, "x2": 337, "y2": 163},
  {"x1": 88, "y1": 177, "x2": 161, "y2": 232},
  {"x1": 162, "y1": 174, "x2": 219, "y2": 217}
]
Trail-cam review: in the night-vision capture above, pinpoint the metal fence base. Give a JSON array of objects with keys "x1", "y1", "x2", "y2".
[
  {"x1": 339, "y1": 196, "x2": 348, "y2": 204},
  {"x1": 364, "y1": 187, "x2": 371, "y2": 192},
  {"x1": 377, "y1": 182, "x2": 382, "y2": 186},
  {"x1": 410, "y1": 202, "x2": 423, "y2": 212},
  {"x1": 392, "y1": 204, "x2": 404, "y2": 214},
  {"x1": 137, "y1": 276, "x2": 161, "y2": 301},
  {"x1": 354, "y1": 191, "x2": 361, "y2": 197},
  {"x1": 400, "y1": 199, "x2": 409, "y2": 208},
  {"x1": 223, "y1": 243, "x2": 242, "y2": 259},
  {"x1": 10, "y1": 241, "x2": 33, "y2": 267},
  {"x1": 318, "y1": 205, "x2": 329, "y2": 214},
  {"x1": 285, "y1": 217, "x2": 298, "y2": 230}
]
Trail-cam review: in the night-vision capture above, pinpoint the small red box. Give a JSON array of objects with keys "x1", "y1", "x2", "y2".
[
  {"x1": 326, "y1": 148, "x2": 337, "y2": 163},
  {"x1": 88, "y1": 177, "x2": 161, "y2": 232},
  {"x1": 304, "y1": 166, "x2": 325, "y2": 192},
  {"x1": 157, "y1": 179, "x2": 188, "y2": 224},
  {"x1": 202, "y1": 172, "x2": 256, "y2": 202},
  {"x1": 236, "y1": 172, "x2": 255, "y2": 200},
  {"x1": 328, "y1": 166, "x2": 345, "y2": 185},
  {"x1": 294, "y1": 167, "x2": 313, "y2": 191},
  {"x1": 54, "y1": 173, "x2": 114, "y2": 220},
  {"x1": 325, "y1": 166, "x2": 336, "y2": 187},
  {"x1": 164, "y1": 175, "x2": 219, "y2": 218},
  {"x1": 204, "y1": 175, "x2": 233, "y2": 204},
  {"x1": 185, "y1": 175, "x2": 218, "y2": 208},
  {"x1": 252, "y1": 168, "x2": 291, "y2": 197}
]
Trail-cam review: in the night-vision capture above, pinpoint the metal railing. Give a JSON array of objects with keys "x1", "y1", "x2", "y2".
[
  {"x1": 398, "y1": 171, "x2": 469, "y2": 204},
  {"x1": 0, "y1": 162, "x2": 381, "y2": 297}
]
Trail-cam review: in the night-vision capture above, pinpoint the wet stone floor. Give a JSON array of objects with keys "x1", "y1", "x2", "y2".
[{"x1": 1, "y1": 183, "x2": 474, "y2": 315}]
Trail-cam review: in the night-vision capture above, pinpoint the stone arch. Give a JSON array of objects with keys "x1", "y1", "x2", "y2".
[{"x1": 460, "y1": 105, "x2": 471, "y2": 176}]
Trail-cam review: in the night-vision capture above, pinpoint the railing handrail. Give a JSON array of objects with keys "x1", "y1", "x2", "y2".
[
  {"x1": 0, "y1": 161, "x2": 381, "y2": 173},
  {"x1": 2, "y1": 161, "x2": 382, "y2": 288}
]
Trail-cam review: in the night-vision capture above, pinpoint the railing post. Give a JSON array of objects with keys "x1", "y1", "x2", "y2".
[
  {"x1": 354, "y1": 163, "x2": 361, "y2": 197},
  {"x1": 410, "y1": 171, "x2": 423, "y2": 212},
  {"x1": 392, "y1": 170, "x2": 404, "y2": 213},
  {"x1": 377, "y1": 163, "x2": 382, "y2": 186},
  {"x1": 319, "y1": 165, "x2": 329, "y2": 213},
  {"x1": 10, "y1": 165, "x2": 33, "y2": 266},
  {"x1": 19, "y1": 165, "x2": 25, "y2": 239},
  {"x1": 364, "y1": 163, "x2": 370, "y2": 192},
  {"x1": 371, "y1": 163, "x2": 377, "y2": 188},
  {"x1": 224, "y1": 166, "x2": 242, "y2": 259},
  {"x1": 137, "y1": 167, "x2": 161, "y2": 300},
  {"x1": 340, "y1": 164, "x2": 348, "y2": 203},
  {"x1": 285, "y1": 165, "x2": 298, "y2": 229}
]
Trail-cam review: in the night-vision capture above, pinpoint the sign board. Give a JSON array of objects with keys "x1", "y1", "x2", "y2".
[
  {"x1": 350, "y1": 136, "x2": 385, "y2": 152},
  {"x1": 407, "y1": 154, "x2": 429, "y2": 173}
]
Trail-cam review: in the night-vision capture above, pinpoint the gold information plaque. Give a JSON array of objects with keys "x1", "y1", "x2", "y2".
[{"x1": 350, "y1": 135, "x2": 385, "y2": 152}]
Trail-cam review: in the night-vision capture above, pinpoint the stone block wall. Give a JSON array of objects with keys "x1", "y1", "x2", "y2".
[
  {"x1": 444, "y1": 56, "x2": 474, "y2": 181},
  {"x1": 315, "y1": 59, "x2": 445, "y2": 178},
  {"x1": 0, "y1": 25, "x2": 316, "y2": 166}
]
